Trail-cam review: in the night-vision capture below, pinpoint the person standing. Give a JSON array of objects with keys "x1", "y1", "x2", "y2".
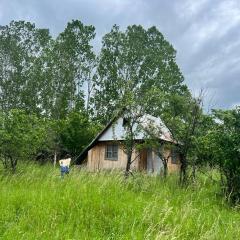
[{"x1": 59, "y1": 154, "x2": 71, "y2": 178}]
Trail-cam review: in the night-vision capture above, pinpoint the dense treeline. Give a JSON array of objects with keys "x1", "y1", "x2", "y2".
[{"x1": 0, "y1": 20, "x2": 239, "y2": 203}]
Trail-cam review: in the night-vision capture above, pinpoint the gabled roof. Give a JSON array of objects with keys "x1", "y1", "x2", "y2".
[{"x1": 75, "y1": 113, "x2": 174, "y2": 164}]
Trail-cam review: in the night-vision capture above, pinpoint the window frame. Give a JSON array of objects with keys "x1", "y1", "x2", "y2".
[{"x1": 105, "y1": 144, "x2": 118, "y2": 161}]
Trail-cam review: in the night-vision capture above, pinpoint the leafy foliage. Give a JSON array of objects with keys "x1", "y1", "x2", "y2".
[
  {"x1": 0, "y1": 21, "x2": 51, "y2": 114},
  {"x1": 2, "y1": 19, "x2": 239, "y2": 208},
  {"x1": 47, "y1": 20, "x2": 96, "y2": 119},
  {"x1": 93, "y1": 25, "x2": 188, "y2": 124},
  {"x1": 59, "y1": 111, "x2": 101, "y2": 158},
  {"x1": 198, "y1": 107, "x2": 240, "y2": 203},
  {"x1": 0, "y1": 110, "x2": 47, "y2": 171}
]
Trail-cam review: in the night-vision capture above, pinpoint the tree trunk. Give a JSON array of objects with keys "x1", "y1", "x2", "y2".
[
  {"x1": 2, "y1": 156, "x2": 8, "y2": 169},
  {"x1": 155, "y1": 149, "x2": 168, "y2": 178},
  {"x1": 125, "y1": 150, "x2": 132, "y2": 177},
  {"x1": 163, "y1": 160, "x2": 168, "y2": 179},
  {"x1": 180, "y1": 154, "x2": 187, "y2": 185},
  {"x1": 54, "y1": 151, "x2": 57, "y2": 167},
  {"x1": 192, "y1": 164, "x2": 196, "y2": 181},
  {"x1": 10, "y1": 157, "x2": 17, "y2": 173}
]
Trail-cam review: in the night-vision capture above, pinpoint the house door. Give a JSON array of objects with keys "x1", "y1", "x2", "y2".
[
  {"x1": 147, "y1": 149, "x2": 154, "y2": 173},
  {"x1": 155, "y1": 152, "x2": 163, "y2": 174},
  {"x1": 147, "y1": 149, "x2": 163, "y2": 174}
]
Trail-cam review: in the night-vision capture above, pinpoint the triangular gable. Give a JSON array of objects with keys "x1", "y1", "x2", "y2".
[{"x1": 75, "y1": 113, "x2": 173, "y2": 164}]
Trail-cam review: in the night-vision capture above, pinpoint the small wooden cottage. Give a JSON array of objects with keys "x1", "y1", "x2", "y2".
[{"x1": 76, "y1": 114, "x2": 180, "y2": 173}]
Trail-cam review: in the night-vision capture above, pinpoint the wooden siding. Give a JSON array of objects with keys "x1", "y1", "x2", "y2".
[
  {"x1": 139, "y1": 149, "x2": 147, "y2": 171},
  {"x1": 164, "y1": 148, "x2": 180, "y2": 172},
  {"x1": 87, "y1": 141, "x2": 139, "y2": 171},
  {"x1": 87, "y1": 141, "x2": 180, "y2": 173}
]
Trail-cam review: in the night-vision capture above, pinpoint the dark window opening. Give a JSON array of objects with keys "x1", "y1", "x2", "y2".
[{"x1": 122, "y1": 118, "x2": 129, "y2": 127}]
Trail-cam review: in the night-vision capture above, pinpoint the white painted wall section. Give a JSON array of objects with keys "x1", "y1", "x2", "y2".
[{"x1": 98, "y1": 114, "x2": 173, "y2": 142}]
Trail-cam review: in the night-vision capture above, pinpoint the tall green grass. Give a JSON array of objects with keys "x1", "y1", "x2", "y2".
[{"x1": 0, "y1": 164, "x2": 240, "y2": 239}]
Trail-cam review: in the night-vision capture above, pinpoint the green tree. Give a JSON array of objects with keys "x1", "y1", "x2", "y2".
[
  {"x1": 0, "y1": 21, "x2": 52, "y2": 115},
  {"x1": 0, "y1": 110, "x2": 47, "y2": 172},
  {"x1": 93, "y1": 24, "x2": 188, "y2": 124},
  {"x1": 47, "y1": 20, "x2": 96, "y2": 119},
  {"x1": 141, "y1": 126, "x2": 173, "y2": 179},
  {"x1": 94, "y1": 24, "x2": 191, "y2": 176},
  {"x1": 0, "y1": 20, "x2": 96, "y2": 119},
  {"x1": 159, "y1": 93, "x2": 204, "y2": 184},
  {"x1": 59, "y1": 111, "x2": 101, "y2": 160},
  {"x1": 199, "y1": 107, "x2": 240, "y2": 203},
  {"x1": 110, "y1": 83, "x2": 160, "y2": 176}
]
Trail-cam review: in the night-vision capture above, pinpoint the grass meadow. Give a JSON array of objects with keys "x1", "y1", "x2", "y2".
[{"x1": 0, "y1": 163, "x2": 240, "y2": 239}]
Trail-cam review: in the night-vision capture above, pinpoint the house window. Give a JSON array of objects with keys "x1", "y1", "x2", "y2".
[
  {"x1": 171, "y1": 149, "x2": 178, "y2": 164},
  {"x1": 105, "y1": 144, "x2": 118, "y2": 160}
]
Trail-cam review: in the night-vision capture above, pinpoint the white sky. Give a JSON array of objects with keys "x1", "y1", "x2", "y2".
[{"x1": 1, "y1": 0, "x2": 240, "y2": 109}]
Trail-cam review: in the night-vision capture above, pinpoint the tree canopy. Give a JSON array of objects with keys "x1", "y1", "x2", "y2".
[
  {"x1": 93, "y1": 24, "x2": 189, "y2": 124},
  {"x1": 2, "y1": 20, "x2": 239, "y2": 206}
]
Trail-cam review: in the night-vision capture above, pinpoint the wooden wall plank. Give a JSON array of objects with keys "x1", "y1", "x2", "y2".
[{"x1": 87, "y1": 141, "x2": 180, "y2": 173}]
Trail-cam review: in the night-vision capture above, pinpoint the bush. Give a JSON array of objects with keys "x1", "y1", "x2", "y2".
[
  {"x1": 199, "y1": 107, "x2": 240, "y2": 204},
  {"x1": 0, "y1": 110, "x2": 48, "y2": 171}
]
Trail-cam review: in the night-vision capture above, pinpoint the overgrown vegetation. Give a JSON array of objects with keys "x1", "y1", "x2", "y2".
[
  {"x1": 1, "y1": 19, "x2": 240, "y2": 205},
  {"x1": 198, "y1": 107, "x2": 240, "y2": 204},
  {"x1": 0, "y1": 164, "x2": 240, "y2": 240}
]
